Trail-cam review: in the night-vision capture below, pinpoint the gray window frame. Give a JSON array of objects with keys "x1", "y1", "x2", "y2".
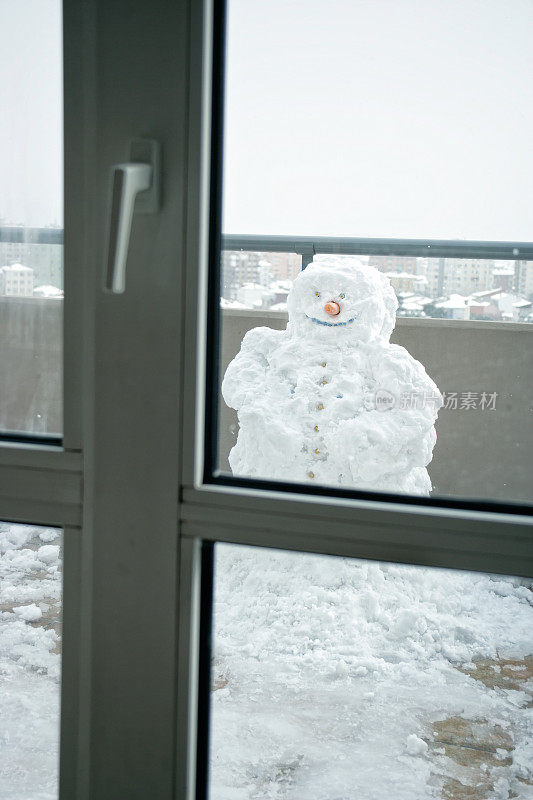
[{"x1": 0, "y1": 1, "x2": 530, "y2": 799}]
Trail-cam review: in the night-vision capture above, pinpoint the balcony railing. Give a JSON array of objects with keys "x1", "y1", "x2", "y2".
[
  {"x1": 0, "y1": 226, "x2": 63, "y2": 246},
  {"x1": 2, "y1": 226, "x2": 533, "y2": 260},
  {"x1": 221, "y1": 234, "x2": 533, "y2": 266}
]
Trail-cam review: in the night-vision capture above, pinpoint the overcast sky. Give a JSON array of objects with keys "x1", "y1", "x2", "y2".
[
  {"x1": 0, "y1": 0, "x2": 62, "y2": 227},
  {"x1": 2, "y1": 0, "x2": 532, "y2": 241}
]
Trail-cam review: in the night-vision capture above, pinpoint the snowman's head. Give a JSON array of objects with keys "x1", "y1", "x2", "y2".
[{"x1": 286, "y1": 257, "x2": 398, "y2": 343}]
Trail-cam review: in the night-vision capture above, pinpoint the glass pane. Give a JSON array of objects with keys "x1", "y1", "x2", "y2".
[
  {"x1": 208, "y1": 543, "x2": 533, "y2": 799},
  {"x1": 222, "y1": 0, "x2": 533, "y2": 241},
  {"x1": 212, "y1": 1, "x2": 533, "y2": 507},
  {"x1": 0, "y1": 522, "x2": 62, "y2": 799},
  {"x1": 0, "y1": 0, "x2": 63, "y2": 437}
]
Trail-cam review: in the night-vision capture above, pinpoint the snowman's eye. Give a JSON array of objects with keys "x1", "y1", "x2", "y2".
[
  {"x1": 314, "y1": 291, "x2": 320, "y2": 297},
  {"x1": 339, "y1": 293, "x2": 346, "y2": 299}
]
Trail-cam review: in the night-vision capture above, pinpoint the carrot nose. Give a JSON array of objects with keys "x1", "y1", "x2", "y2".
[{"x1": 324, "y1": 301, "x2": 340, "y2": 316}]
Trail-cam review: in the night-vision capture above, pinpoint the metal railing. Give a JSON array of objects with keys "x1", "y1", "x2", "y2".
[
  {"x1": 0, "y1": 226, "x2": 63, "y2": 245},
  {"x1": 2, "y1": 226, "x2": 532, "y2": 263},
  {"x1": 221, "y1": 234, "x2": 533, "y2": 266}
]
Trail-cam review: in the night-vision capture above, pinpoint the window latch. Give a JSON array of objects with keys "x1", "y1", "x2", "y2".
[{"x1": 104, "y1": 138, "x2": 161, "y2": 294}]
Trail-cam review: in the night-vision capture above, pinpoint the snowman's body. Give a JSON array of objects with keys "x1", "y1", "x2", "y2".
[{"x1": 222, "y1": 258, "x2": 442, "y2": 495}]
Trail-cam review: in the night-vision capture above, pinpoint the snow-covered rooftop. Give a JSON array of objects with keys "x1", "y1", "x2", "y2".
[
  {"x1": 473, "y1": 288, "x2": 505, "y2": 299},
  {"x1": 1, "y1": 263, "x2": 33, "y2": 273},
  {"x1": 220, "y1": 297, "x2": 248, "y2": 309},
  {"x1": 435, "y1": 294, "x2": 490, "y2": 310},
  {"x1": 435, "y1": 294, "x2": 468, "y2": 309},
  {"x1": 33, "y1": 285, "x2": 63, "y2": 297},
  {"x1": 385, "y1": 271, "x2": 425, "y2": 281}
]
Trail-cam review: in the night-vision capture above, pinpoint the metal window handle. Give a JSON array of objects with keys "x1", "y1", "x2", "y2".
[{"x1": 104, "y1": 139, "x2": 161, "y2": 294}]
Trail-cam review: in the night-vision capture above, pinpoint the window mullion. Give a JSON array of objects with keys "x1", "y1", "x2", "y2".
[
  {"x1": 0, "y1": 454, "x2": 82, "y2": 528},
  {"x1": 180, "y1": 487, "x2": 533, "y2": 578}
]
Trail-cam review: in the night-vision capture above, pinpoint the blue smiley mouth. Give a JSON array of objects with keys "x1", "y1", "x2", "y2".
[{"x1": 305, "y1": 315, "x2": 356, "y2": 327}]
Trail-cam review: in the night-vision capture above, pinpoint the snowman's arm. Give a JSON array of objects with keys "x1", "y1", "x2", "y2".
[
  {"x1": 372, "y1": 343, "x2": 442, "y2": 421},
  {"x1": 325, "y1": 346, "x2": 442, "y2": 480},
  {"x1": 221, "y1": 327, "x2": 281, "y2": 411},
  {"x1": 366, "y1": 344, "x2": 442, "y2": 455}
]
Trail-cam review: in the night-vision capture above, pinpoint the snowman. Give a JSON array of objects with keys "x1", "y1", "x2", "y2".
[{"x1": 222, "y1": 257, "x2": 442, "y2": 495}]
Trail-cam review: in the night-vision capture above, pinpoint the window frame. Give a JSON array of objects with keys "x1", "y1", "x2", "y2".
[
  {"x1": 181, "y1": 0, "x2": 533, "y2": 566},
  {"x1": 0, "y1": 1, "x2": 530, "y2": 799}
]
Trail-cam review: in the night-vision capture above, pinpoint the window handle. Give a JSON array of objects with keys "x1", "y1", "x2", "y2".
[{"x1": 104, "y1": 139, "x2": 161, "y2": 294}]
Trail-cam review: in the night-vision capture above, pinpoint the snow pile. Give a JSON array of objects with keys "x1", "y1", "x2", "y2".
[
  {"x1": 405, "y1": 734, "x2": 429, "y2": 757},
  {"x1": 222, "y1": 258, "x2": 442, "y2": 495},
  {"x1": 13, "y1": 603, "x2": 43, "y2": 622},
  {"x1": 33, "y1": 285, "x2": 63, "y2": 298},
  {"x1": 210, "y1": 545, "x2": 533, "y2": 800},
  {"x1": 0, "y1": 523, "x2": 61, "y2": 800}
]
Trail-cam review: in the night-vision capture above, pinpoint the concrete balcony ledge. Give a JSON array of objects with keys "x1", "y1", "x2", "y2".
[{"x1": 220, "y1": 306, "x2": 533, "y2": 332}]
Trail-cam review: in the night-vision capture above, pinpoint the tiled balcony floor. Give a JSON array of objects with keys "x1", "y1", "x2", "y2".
[{"x1": 427, "y1": 659, "x2": 533, "y2": 799}]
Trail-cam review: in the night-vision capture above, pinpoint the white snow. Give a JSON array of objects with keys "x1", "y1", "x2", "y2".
[
  {"x1": 405, "y1": 734, "x2": 429, "y2": 757},
  {"x1": 209, "y1": 544, "x2": 533, "y2": 799},
  {"x1": 13, "y1": 603, "x2": 43, "y2": 622},
  {"x1": 37, "y1": 545, "x2": 60, "y2": 564},
  {"x1": 1, "y1": 263, "x2": 33, "y2": 273},
  {"x1": 0, "y1": 522, "x2": 530, "y2": 800},
  {"x1": 0, "y1": 523, "x2": 61, "y2": 800},
  {"x1": 33, "y1": 284, "x2": 63, "y2": 298},
  {"x1": 222, "y1": 257, "x2": 442, "y2": 494}
]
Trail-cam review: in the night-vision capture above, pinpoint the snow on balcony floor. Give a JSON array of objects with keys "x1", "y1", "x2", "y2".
[
  {"x1": 0, "y1": 524, "x2": 531, "y2": 799},
  {"x1": 209, "y1": 545, "x2": 533, "y2": 800},
  {"x1": 0, "y1": 523, "x2": 61, "y2": 800}
]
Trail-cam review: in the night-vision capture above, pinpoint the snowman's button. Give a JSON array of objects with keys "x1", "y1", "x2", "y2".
[
  {"x1": 314, "y1": 448, "x2": 320, "y2": 455},
  {"x1": 314, "y1": 425, "x2": 319, "y2": 432},
  {"x1": 321, "y1": 362, "x2": 327, "y2": 368},
  {"x1": 320, "y1": 379, "x2": 328, "y2": 386},
  {"x1": 317, "y1": 403, "x2": 324, "y2": 410},
  {"x1": 308, "y1": 471, "x2": 315, "y2": 479}
]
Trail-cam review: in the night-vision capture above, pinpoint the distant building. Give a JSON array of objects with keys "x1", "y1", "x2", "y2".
[
  {"x1": 33, "y1": 284, "x2": 63, "y2": 298},
  {"x1": 235, "y1": 283, "x2": 271, "y2": 309},
  {"x1": 385, "y1": 271, "x2": 427, "y2": 295},
  {"x1": 514, "y1": 261, "x2": 533, "y2": 300},
  {"x1": 492, "y1": 267, "x2": 515, "y2": 292},
  {"x1": 221, "y1": 252, "x2": 273, "y2": 300},
  {"x1": 442, "y1": 259, "x2": 494, "y2": 296},
  {"x1": 416, "y1": 259, "x2": 445, "y2": 298},
  {"x1": 221, "y1": 250, "x2": 301, "y2": 300},
  {"x1": 220, "y1": 297, "x2": 247, "y2": 309},
  {"x1": 415, "y1": 258, "x2": 495, "y2": 299},
  {"x1": 369, "y1": 255, "x2": 418, "y2": 274},
  {"x1": 0, "y1": 234, "x2": 63, "y2": 289},
  {"x1": 268, "y1": 280, "x2": 292, "y2": 308},
  {"x1": 512, "y1": 299, "x2": 533, "y2": 321},
  {"x1": 490, "y1": 292, "x2": 533, "y2": 321},
  {"x1": 396, "y1": 292, "x2": 434, "y2": 317},
  {"x1": 0, "y1": 264, "x2": 34, "y2": 296},
  {"x1": 434, "y1": 294, "x2": 471, "y2": 320},
  {"x1": 264, "y1": 252, "x2": 301, "y2": 282}
]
